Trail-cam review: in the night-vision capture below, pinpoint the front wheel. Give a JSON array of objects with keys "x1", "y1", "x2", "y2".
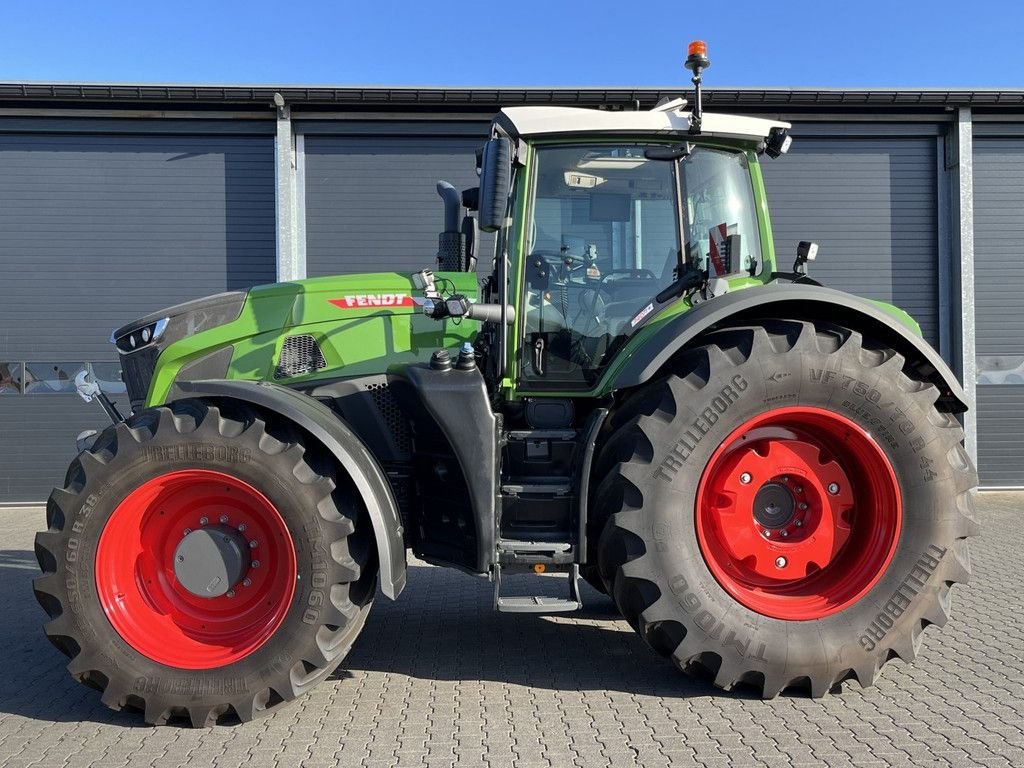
[
  {"x1": 595, "y1": 319, "x2": 978, "y2": 697},
  {"x1": 34, "y1": 400, "x2": 378, "y2": 725}
]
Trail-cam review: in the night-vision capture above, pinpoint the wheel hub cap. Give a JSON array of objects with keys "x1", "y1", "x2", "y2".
[
  {"x1": 173, "y1": 525, "x2": 251, "y2": 598},
  {"x1": 752, "y1": 482, "x2": 796, "y2": 529}
]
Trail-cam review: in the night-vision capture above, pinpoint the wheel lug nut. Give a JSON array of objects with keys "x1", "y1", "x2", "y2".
[
  {"x1": 795, "y1": 486, "x2": 803, "y2": 493},
  {"x1": 828, "y1": 483, "x2": 840, "y2": 495},
  {"x1": 226, "y1": 590, "x2": 235, "y2": 598},
  {"x1": 238, "y1": 523, "x2": 247, "y2": 532},
  {"x1": 183, "y1": 528, "x2": 191, "y2": 536},
  {"x1": 740, "y1": 472, "x2": 752, "y2": 485},
  {"x1": 780, "y1": 530, "x2": 789, "y2": 537},
  {"x1": 795, "y1": 519, "x2": 803, "y2": 527},
  {"x1": 199, "y1": 517, "x2": 209, "y2": 526},
  {"x1": 763, "y1": 530, "x2": 771, "y2": 538},
  {"x1": 799, "y1": 503, "x2": 808, "y2": 510},
  {"x1": 219, "y1": 515, "x2": 229, "y2": 524},
  {"x1": 775, "y1": 557, "x2": 787, "y2": 568},
  {"x1": 252, "y1": 560, "x2": 261, "y2": 568},
  {"x1": 176, "y1": 555, "x2": 184, "y2": 563},
  {"x1": 249, "y1": 540, "x2": 258, "y2": 549},
  {"x1": 242, "y1": 578, "x2": 252, "y2": 587}
]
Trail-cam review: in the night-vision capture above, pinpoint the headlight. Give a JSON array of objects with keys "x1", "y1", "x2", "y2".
[{"x1": 112, "y1": 317, "x2": 169, "y2": 354}]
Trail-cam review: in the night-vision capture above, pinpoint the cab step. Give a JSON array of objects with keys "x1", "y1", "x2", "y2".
[
  {"x1": 500, "y1": 480, "x2": 572, "y2": 497},
  {"x1": 493, "y1": 563, "x2": 582, "y2": 613},
  {"x1": 497, "y1": 539, "x2": 572, "y2": 553},
  {"x1": 496, "y1": 538, "x2": 575, "y2": 565}
]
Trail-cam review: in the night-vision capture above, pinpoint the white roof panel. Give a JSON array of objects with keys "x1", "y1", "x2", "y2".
[{"x1": 498, "y1": 106, "x2": 790, "y2": 144}]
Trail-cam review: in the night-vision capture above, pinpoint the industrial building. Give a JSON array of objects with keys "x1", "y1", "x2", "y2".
[{"x1": 0, "y1": 83, "x2": 1021, "y2": 501}]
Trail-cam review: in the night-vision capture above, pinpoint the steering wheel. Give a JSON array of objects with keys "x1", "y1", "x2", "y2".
[{"x1": 527, "y1": 250, "x2": 594, "y2": 288}]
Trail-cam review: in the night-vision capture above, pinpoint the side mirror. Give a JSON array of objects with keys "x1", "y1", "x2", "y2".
[{"x1": 478, "y1": 137, "x2": 512, "y2": 233}]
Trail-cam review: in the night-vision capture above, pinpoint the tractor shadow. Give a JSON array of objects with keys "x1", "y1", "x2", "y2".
[{"x1": 336, "y1": 562, "x2": 754, "y2": 701}]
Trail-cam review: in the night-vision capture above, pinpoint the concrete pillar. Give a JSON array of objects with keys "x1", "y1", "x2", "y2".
[
  {"x1": 275, "y1": 96, "x2": 305, "y2": 282},
  {"x1": 951, "y1": 107, "x2": 977, "y2": 465}
]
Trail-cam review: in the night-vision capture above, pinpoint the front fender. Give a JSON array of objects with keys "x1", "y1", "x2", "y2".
[
  {"x1": 609, "y1": 283, "x2": 967, "y2": 412},
  {"x1": 174, "y1": 379, "x2": 407, "y2": 599}
]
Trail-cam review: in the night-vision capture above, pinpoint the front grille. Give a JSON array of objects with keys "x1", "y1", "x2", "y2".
[
  {"x1": 274, "y1": 334, "x2": 327, "y2": 380},
  {"x1": 121, "y1": 346, "x2": 159, "y2": 410}
]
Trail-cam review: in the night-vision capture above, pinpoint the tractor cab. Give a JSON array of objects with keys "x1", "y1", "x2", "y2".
[
  {"x1": 503, "y1": 127, "x2": 773, "y2": 390},
  {"x1": 419, "y1": 99, "x2": 793, "y2": 397}
]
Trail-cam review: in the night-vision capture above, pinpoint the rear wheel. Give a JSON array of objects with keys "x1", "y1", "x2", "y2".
[
  {"x1": 595, "y1": 320, "x2": 978, "y2": 696},
  {"x1": 34, "y1": 400, "x2": 378, "y2": 725}
]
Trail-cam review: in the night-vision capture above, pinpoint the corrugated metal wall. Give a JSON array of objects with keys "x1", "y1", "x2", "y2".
[
  {"x1": 303, "y1": 130, "x2": 490, "y2": 277},
  {"x1": 760, "y1": 132, "x2": 940, "y2": 346},
  {"x1": 0, "y1": 131, "x2": 276, "y2": 502},
  {"x1": 973, "y1": 135, "x2": 1024, "y2": 486}
]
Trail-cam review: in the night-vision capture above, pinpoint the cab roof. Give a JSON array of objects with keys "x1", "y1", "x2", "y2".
[{"x1": 496, "y1": 103, "x2": 790, "y2": 145}]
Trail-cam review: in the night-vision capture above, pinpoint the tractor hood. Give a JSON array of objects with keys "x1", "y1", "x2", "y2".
[{"x1": 117, "y1": 272, "x2": 480, "y2": 409}]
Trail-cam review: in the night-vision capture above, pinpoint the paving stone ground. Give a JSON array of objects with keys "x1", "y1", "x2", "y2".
[{"x1": 1, "y1": 493, "x2": 1022, "y2": 767}]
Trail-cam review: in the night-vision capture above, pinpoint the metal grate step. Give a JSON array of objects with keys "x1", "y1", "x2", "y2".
[
  {"x1": 497, "y1": 539, "x2": 572, "y2": 553},
  {"x1": 496, "y1": 595, "x2": 580, "y2": 613},
  {"x1": 493, "y1": 563, "x2": 582, "y2": 614},
  {"x1": 501, "y1": 480, "x2": 572, "y2": 497}
]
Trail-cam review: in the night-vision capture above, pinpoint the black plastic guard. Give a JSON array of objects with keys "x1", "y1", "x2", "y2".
[
  {"x1": 400, "y1": 364, "x2": 498, "y2": 573},
  {"x1": 173, "y1": 379, "x2": 407, "y2": 599}
]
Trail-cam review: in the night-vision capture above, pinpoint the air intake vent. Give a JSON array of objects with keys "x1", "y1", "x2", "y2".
[
  {"x1": 366, "y1": 382, "x2": 412, "y2": 454},
  {"x1": 274, "y1": 334, "x2": 327, "y2": 380}
]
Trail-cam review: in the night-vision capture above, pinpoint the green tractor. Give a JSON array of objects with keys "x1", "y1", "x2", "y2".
[{"x1": 35, "y1": 43, "x2": 977, "y2": 726}]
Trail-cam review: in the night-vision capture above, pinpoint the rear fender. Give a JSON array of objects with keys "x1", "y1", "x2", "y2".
[
  {"x1": 174, "y1": 379, "x2": 407, "y2": 599},
  {"x1": 610, "y1": 283, "x2": 968, "y2": 413}
]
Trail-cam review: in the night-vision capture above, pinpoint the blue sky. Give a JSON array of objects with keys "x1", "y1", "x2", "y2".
[{"x1": 2, "y1": 0, "x2": 1022, "y2": 88}]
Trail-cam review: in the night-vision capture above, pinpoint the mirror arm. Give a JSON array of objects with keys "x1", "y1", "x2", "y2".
[{"x1": 656, "y1": 265, "x2": 704, "y2": 304}]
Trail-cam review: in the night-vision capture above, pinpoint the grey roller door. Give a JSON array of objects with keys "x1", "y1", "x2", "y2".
[
  {"x1": 0, "y1": 132, "x2": 275, "y2": 502},
  {"x1": 304, "y1": 134, "x2": 490, "y2": 277},
  {"x1": 973, "y1": 137, "x2": 1024, "y2": 486},
  {"x1": 760, "y1": 135, "x2": 940, "y2": 346}
]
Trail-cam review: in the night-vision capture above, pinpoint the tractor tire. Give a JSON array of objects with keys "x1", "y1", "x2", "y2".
[
  {"x1": 595, "y1": 319, "x2": 978, "y2": 697},
  {"x1": 583, "y1": 390, "x2": 672, "y2": 598},
  {"x1": 34, "y1": 399, "x2": 378, "y2": 726}
]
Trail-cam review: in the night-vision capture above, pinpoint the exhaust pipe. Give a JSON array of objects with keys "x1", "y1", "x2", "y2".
[
  {"x1": 437, "y1": 181, "x2": 461, "y2": 233},
  {"x1": 436, "y1": 181, "x2": 466, "y2": 271}
]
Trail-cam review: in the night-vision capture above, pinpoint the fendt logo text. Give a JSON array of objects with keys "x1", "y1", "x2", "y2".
[{"x1": 328, "y1": 294, "x2": 415, "y2": 310}]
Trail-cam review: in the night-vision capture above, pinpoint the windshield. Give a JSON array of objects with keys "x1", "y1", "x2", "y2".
[{"x1": 520, "y1": 143, "x2": 761, "y2": 387}]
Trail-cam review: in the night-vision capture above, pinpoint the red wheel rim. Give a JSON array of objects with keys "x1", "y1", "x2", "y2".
[
  {"x1": 695, "y1": 407, "x2": 902, "y2": 620},
  {"x1": 95, "y1": 469, "x2": 297, "y2": 668}
]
